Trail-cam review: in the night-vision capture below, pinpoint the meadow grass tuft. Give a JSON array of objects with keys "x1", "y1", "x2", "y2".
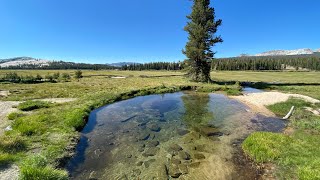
[
  {"x1": 18, "y1": 100, "x2": 52, "y2": 111},
  {"x1": 7, "y1": 112, "x2": 25, "y2": 120},
  {"x1": 20, "y1": 155, "x2": 68, "y2": 180}
]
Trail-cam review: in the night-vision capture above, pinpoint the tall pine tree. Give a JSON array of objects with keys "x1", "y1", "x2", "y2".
[{"x1": 183, "y1": 0, "x2": 222, "y2": 82}]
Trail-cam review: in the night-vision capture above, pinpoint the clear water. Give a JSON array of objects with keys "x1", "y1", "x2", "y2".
[
  {"x1": 242, "y1": 87, "x2": 264, "y2": 94},
  {"x1": 67, "y1": 91, "x2": 285, "y2": 179}
]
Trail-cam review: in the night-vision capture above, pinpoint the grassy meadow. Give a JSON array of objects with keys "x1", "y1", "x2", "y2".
[
  {"x1": 212, "y1": 71, "x2": 320, "y2": 99},
  {"x1": 1, "y1": 70, "x2": 319, "y2": 179}
]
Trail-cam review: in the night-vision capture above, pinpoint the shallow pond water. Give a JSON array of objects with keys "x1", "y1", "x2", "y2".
[
  {"x1": 242, "y1": 87, "x2": 264, "y2": 94},
  {"x1": 67, "y1": 91, "x2": 285, "y2": 180}
]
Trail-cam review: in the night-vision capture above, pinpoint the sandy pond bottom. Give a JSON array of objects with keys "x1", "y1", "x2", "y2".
[{"x1": 67, "y1": 91, "x2": 285, "y2": 180}]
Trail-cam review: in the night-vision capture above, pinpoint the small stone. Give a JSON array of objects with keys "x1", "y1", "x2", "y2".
[
  {"x1": 148, "y1": 123, "x2": 161, "y2": 132},
  {"x1": 177, "y1": 129, "x2": 190, "y2": 136},
  {"x1": 188, "y1": 162, "x2": 201, "y2": 168},
  {"x1": 194, "y1": 145, "x2": 206, "y2": 152},
  {"x1": 169, "y1": 144, "x2": 183, "y2": 151},
  {"x1": 138, "y1": 132, "x2": 150, "y2": 141},
  {"x1": 194, "y1": 153, "x2": 205, "y2": 160},
  {"x1": 143, "y1": 147, "x2": 160, "y2": 157},
  {"x1": 108, "y1": 142, "x2": 115, "y2": 145},
  {"x1": 146, "y1": 140, "x2": 159, "y2": 148},
  {"x1": 170, "y1": 158, "x2": 181, "y2": 165},
  {"x1": 126, "y1": 154, "x2": 132, "y2": 158},
  {"x1": 136, "y1": 161, "x2": 143, "y2": 166},
  {"x1": 144, "y1": 159, "x2": 156, "y2": 168},
  {"x1": 179, "y1": 151, "x2": 191, "y2": 160}
]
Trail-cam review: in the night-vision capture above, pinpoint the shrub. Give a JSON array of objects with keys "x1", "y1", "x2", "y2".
[
  {"x1": 18, "y1": 100, "x2": 51, "y2": 111},
  {"x1": 74, "y1": 70, "x2": 83, "y2": 79},
  {"x1": 61, "y1": 73, "x2": 71, "y2": 81}
]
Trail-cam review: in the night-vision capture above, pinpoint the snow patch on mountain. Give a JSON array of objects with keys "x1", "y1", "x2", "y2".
[{"x1": 255, "y1": 48, "x2": 315, "y2": 56}]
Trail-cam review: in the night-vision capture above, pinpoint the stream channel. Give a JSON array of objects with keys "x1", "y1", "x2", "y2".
[{"x1": 67, "y1": 88, "x2": 285, "y2": 179}]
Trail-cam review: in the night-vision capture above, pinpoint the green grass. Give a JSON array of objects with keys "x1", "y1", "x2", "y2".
[
  {"x1": 20, "y1": 155, "x2": 68, "y2": 180},
  {"x1": 212, "y1": 71, "x2": 320, "y2": 99},
  {"x1": 17, "y1": 100, "x2": 52, "y2": 111},
  {"x1": 211, "y1": 71, "x2": 320, "y2": 84},
  {"x1": 267, "y1": 98, "x2": 312, "y2": 117},
  {"x1": 243, "y1": 96, "x2": 320, "y2": 179},
  {"x1": 7, "y1": 112, "x2": 25, "y2": 120}
]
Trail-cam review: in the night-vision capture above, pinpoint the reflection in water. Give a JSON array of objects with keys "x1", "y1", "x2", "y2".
[
  {"x1": 182, "y1": 92, "x2": 213, "y2": 128},
  {"x1": 67, "y1": 91, "x2": 285, "y2": 180}
]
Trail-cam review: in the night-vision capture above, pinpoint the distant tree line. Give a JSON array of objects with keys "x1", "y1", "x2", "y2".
[
  {"x1": 0, "y1": 71, "x2": 83, "y2": 83},
  {"x1": 0, "y1": 61, "x2": 115, "y2": 70},
  {"x1": 212, "y1": 55, "x2": 320, "y2": 71},
  {"x1": 121, "y1": 62, "x2": 182, "y2": 71}
]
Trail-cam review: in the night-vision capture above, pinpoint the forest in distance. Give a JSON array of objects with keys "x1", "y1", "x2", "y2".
[{"x1": 1, "y1": 54, "x2": 320, "y2": 71}]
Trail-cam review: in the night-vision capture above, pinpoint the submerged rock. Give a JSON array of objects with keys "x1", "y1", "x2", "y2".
[
  {"x1": 147, "y1": 123, "x2": 161, "y2": 132},
  {"x1": 136, "y1": 161, "x2": 143, "y2": 166},
  {"x1": 146, "y1": 140, "x2": 160, "y2": 148},
  {"x1": 143, "y1": 147, "x2": 160, "y2": 157},
  {"x1": 138, "y1": 132, "x2": 150, "y2": 141},
  {"x1": 177, "y1": 129, "x2": 190, "y2": 136},
  {"x1": 194, "y1": 153, "x2": 205, "y2": 160},
  {"x1": 169, "y1": 144, "x2": 183, "y2": 152},
  {"x1": 170, "y1": 158, "x2": 181, "y2": 165},
  {"x1": 188, "y1": 162, "x2": 201, "y2": 168},
  {"x1": 144, "y1": 159, "x2": 156, "y2": 168},
  {"x1": 178, "y1": 151, "x2": 191, "y2": 160}
]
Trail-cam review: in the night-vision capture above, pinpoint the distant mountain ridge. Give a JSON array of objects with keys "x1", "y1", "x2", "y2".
[
  {"x1": 254, "y1": 48, "x2": 319, "y2": 57},
  {"x1": 0, "y1": 57, "x2": 50, "y2": 68}
]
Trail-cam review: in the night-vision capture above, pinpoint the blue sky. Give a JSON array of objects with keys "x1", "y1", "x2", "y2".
[{"x1": 0, "y1": 0, "x2": 319, "y2": 63}]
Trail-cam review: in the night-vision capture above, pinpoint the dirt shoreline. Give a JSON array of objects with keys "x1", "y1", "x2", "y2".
[{"x1": 231, "y1": 91, "x2": 320, "y2": 116}]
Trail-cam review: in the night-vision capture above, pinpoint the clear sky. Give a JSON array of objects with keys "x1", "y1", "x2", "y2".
[{"x1": 0, "y1": 0, "x2": 319, "y2": 63}]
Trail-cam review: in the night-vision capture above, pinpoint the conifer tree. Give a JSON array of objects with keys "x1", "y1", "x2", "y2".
[{"x1": 183, "y1": 0, "x2": 222, "y2": 82}]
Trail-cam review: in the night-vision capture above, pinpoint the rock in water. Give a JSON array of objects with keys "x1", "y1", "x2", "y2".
[
  {"x1": 147, "y1": 123, "x2": 161, "y2": 132},
  {"x1": 146, "y1": 140, "x2": 160, "y2": 148},
  {"x1": 177, "y1": 129, "x2": 190, "y2": 136},
  {"x1": 169, "y1": 144, "x2": 183, "y2": 152},
  {"x1": 143, "y1": 147, "x2": 160, "y2": 157},
  {"x1": 144, "y1": 159, "x2": 156, "y2": 168},
  {"x1": 138, "y1": 132, "x2": 150, "y2": 141},
  {"x1": 179, "y1": 151, "x2": 191, "y2": 160},
  {"x1": 194, "y1": 153, "x2": 205, "y2": 160},
  {"x1": 188, "y1": 162, "x2": 201, "y2": 168}
]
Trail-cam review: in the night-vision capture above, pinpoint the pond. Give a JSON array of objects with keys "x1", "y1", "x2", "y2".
[{"x1": 66, "y1": 91, "x2": 285, "y2": 179}]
